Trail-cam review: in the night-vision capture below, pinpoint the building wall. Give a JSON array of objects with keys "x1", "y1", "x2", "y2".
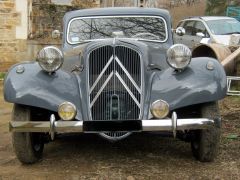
[
  {"x1": 30, "y1": 2, "x2": 75, "y2": 42},
  {"x1": 15, "y1": 0, "x2": 29, "y2": 39},
  {"x1": 0, "y1": 0, "x2": 30, "y2": 72}
]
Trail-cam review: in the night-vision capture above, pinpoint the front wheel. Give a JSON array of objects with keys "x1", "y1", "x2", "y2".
[
  {"x1": 191, "y1": 102, "x2": 221, "y2": 162},
  {"x1": 12, "y1": 104, "x2": 44, "y2": 164}
]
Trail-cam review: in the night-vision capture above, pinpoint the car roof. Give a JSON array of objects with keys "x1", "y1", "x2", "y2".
[
  {"x1": 201, "y1": 16, "x2": 236, "y2": 21},
  {"x1": 183, "y1": 16, "x2": 235, "y2": 22},
  {"x1": 64, "y1": 7, "x2": 170, "y2": 21}
]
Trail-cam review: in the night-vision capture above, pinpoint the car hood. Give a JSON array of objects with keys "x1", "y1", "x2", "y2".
[
  {"x1": 209, "y1": 34, "x2": 240, "y2": 46},
  {"x1": 63, "y1": 39, "x2": 171, "y2": 72}
]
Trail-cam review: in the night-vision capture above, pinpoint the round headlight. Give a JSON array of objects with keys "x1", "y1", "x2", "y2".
[
  {"x1": 150, "y1": 100, "x2": 169, "y2": 119},
  {"x1": 167, "y1": 44, "x2": 192, "y2": 70},
  {"x1": 37, "y1": 46, "x2": 63, "y2": 73},
  {"x1": 58, "y1": 102, "x2": 77, "y2": 121}
]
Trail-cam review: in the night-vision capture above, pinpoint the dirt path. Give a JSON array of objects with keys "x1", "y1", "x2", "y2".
[{"x1": 0, "y1": 82, "x2": 239, "y2": 179}]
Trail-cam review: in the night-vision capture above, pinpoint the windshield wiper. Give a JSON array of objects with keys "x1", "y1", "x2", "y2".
[
  {"x1": 221, "y1": 32, "x2": 240, "y2": 35},
  {"x1": 74, "y1": 40, "x2": 92, "y2": 45}
]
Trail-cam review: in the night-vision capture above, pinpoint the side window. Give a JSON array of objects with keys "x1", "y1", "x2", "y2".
[
  {"x1": 182, "y1": 21, "x2": 195, "y2": 35},
  {"x1": 194, "y1": 21, "x2": 209, "y2": 37},
  {"x1": 176, "y1": 21, "x2": 184, "y2": 28}
]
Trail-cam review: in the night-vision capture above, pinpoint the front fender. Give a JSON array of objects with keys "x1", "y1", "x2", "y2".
[
  {"x1": 4, "y1": 62, "x2": 83, "y2": 120},
  {"x1": 149, "y1": 57, "x2": 226, "y2": 113}
]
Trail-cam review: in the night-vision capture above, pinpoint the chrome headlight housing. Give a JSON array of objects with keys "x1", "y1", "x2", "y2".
[
  {"x1": 37, "y1": 46, "x2": 63, "y2": 73},
  {"x1": 167, "y1": 44, "x2": 192, "y2": 70}
]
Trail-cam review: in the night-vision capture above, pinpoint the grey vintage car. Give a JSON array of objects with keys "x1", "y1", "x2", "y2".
[{"x1": 4, "y1": 8, "x2": 226, "y2": 164}]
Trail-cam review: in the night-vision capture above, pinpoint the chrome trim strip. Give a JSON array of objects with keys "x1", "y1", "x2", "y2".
[
  {"x1": 9, "y1": 112, "x2": 214, "y2": 138},
  {"x1": 90, "y1": 55, "x2": 114, "y2": 93},
  {"x1": 9, "y1": 121, "x2": 84, "y2": 133},
  {"x1": 115, "y1": 56, "x2": 141, "y2": 93},
  {"x1": 172, "y1": 112, "x2": 177, "y2": 138},
  {"x1": 141, "y1": 118, "x2": 214, "y2": 131},
  {"x1": 10, "y1": 121, "x2": 51, "y2": 133},
  {"x1": 99, "y1": 132, "x2": 132, "y2": 141},
  {"x1": 55, "y1": 121, "x2": 83, "y2": 132},
  {"x1": 90, "y1": 71, "x2": 114, "y2": 108},
  {"x1": 115, "y1": 71, "x2": 140, "y2": 108},
  {"x1": 50, "y1": 114, "x2": 55, "y2": 140},
  {"x1": 67, "y1": 15, "x2": 169, "y2": 45},
  {"x1": 10, "y1": 118, "x2": 213, "y2": 132}
]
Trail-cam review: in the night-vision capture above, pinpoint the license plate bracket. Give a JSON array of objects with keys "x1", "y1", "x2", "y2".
[{"x1": 83, "y1": 120, "x2": 142, "y2": 132}]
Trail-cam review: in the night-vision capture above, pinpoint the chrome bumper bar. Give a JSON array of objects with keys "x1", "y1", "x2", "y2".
[{"x1": 9, "y1": 112, "x2": 214, "y2": 140}]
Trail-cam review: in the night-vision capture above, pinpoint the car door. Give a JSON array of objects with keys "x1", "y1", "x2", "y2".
[
  {"x1": 175, "y1": 20, "x2": 196, "y2": 49},
  {"x1": 182, "y1": 20, "x2": 197, "y2": 49},
  {"x1": 192, "y1": 21, "x2": 210, "y2": 47}
]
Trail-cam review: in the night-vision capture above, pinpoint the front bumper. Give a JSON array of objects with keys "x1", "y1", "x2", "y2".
[{"x1": 9, "y1": 112, "x2": 214, "y2": 140}]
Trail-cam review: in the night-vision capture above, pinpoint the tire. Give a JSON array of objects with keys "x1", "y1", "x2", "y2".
[
  {"x1": 12, "y1": 104, "x2": 44, "y2": 164},
  {"x1": 191, "y1": 102, "x2": 221, "y2": 162}
]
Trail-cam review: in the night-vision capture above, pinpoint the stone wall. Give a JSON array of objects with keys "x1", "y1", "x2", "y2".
[
  {"x1": 30, "y1": 2, "x2": 76, "y2": 43},
  {"x1": 30, "y1": 0, "x2": 100, "y2": 43},
  {"x1": 0, "y1": 0, "x2": 100, "y2": 72},
  {"x1": 0, "y1": 0, "x2": 26, "y2": 72}
]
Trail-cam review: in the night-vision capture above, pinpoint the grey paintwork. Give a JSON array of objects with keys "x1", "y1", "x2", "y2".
[
  {"x1": 4, "y1": 8, "x2": 227, "y2": 120},
  {"x1": 4, "y1": 56, "x2": 226, "y2": 121}
]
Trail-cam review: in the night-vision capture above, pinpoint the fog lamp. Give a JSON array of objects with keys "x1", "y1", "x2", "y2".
[
  {"x1": 150, "y1": 100, "x2": 169, "y2": 119},
  {"x1": 58, "y1": 102, "x2": 77, "y2": 121}
]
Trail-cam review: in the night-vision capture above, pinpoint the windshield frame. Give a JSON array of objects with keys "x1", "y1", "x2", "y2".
[{"x1": 66, "y1": 15, "x2": 168, "y2": 45}]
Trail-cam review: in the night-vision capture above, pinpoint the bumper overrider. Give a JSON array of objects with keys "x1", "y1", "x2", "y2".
[{"x1": 9, "y1": 112, "x2": 215, "y2": 140}]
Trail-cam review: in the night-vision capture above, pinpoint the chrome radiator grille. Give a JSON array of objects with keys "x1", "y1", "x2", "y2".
[{"x1": 88, "y1": 45, "x2": 142, "y2": 121}]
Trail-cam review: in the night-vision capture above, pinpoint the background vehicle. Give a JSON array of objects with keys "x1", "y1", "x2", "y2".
[
  {"x1": 175, "y1": 16, "x2": 240, "y2": 49},
  {"x1": 4, "y1": 8, "x2": 227, "y2": 164},
  {"x1": 175, "y1": 16, "x2": 240, "y2": 75}
]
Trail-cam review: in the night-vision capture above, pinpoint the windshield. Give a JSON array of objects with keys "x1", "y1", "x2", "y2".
[
  {"x1": 67, "y1": 16, "x2": 167, "y2": 44},
  {"x1": 206, "y1": 19, "x2": 240, "y2": 35}
]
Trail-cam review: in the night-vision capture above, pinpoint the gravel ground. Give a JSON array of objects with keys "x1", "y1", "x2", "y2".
[{"x1": 0, "y1": 82, "x2": 239, "y2": 180}]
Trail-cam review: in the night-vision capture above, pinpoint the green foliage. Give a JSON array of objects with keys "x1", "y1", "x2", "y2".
[
  {"x1": 206, "y1": 0, "x2": 227, "y2": 15},
  {"x1": 227, "y1": 96, "x2": 240, "y2": 103},
  {"x1": 206, "y1": 0, "x2": 240, "y2": 15},
  {"x1": 0, "y1": 72, "x2": 5, "y2": 79}
]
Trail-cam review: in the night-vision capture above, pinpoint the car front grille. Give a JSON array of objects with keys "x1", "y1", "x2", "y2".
[{"x1": 88, "y1": 45, "x2": 142, "y2": 121}]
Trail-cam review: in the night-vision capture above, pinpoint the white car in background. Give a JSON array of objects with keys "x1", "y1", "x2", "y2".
[{"x1": 174, "y1": 16, "x2": 240, "y2": 49}]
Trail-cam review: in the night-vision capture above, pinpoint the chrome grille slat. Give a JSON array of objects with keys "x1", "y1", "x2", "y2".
[
  {"x1": 90, "y1": 71, "x2": 114, "y2": 108},
  {"x1": 115, "y1": 57, "x2": 141, "y2": 93},
  {"x1": 115, "y1": 71, "x2": 140, "y2": 108},
  {"x1": 90, "y1": 55, "x2": 114, "y2": 93},
  {"x1": 88, "y1": 45, "x2": 142, "y2": 140}
]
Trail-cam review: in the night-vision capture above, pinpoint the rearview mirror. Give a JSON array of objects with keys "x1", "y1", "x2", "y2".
[
  {"x1": 52, "y1": 30, "x2": 62, "y2": 39},
  {"x1": 176, "y1": 27, "x2": 185, "y2": 36},
  {"x1": 196, "y1": 32, "x2": 205, "y2": 38}
]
